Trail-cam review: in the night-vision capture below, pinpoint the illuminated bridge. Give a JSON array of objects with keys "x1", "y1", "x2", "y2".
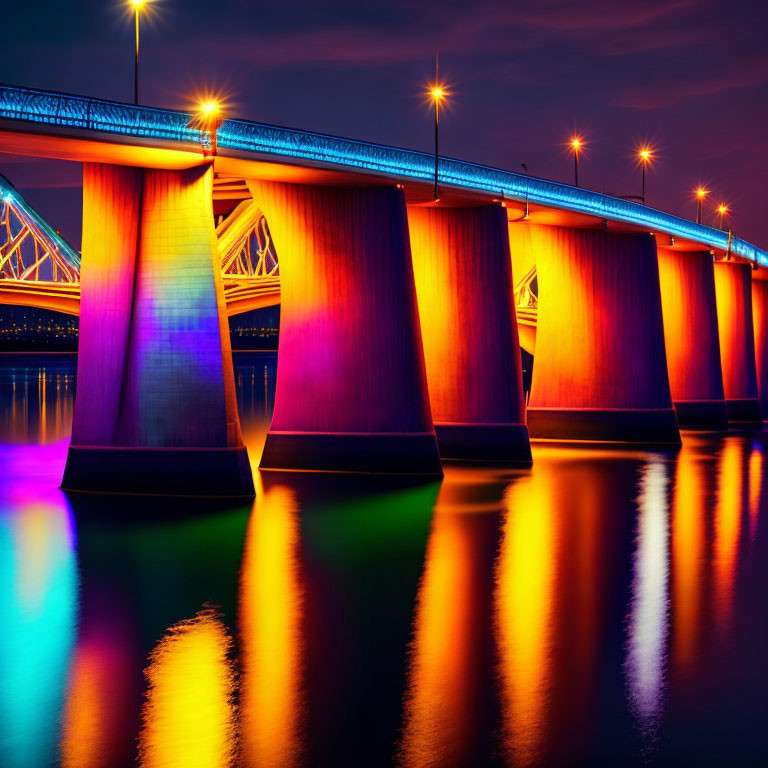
[{"x1": 1, "y1": 83, "x2": 767, "y2": 496}]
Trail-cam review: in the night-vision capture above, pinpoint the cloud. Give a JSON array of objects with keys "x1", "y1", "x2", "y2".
[{"x1": 611, "y1": 55, "x2": 768, "y2": 109}]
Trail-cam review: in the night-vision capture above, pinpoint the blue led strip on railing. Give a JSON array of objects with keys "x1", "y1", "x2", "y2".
[
  {"x1": 0, "y1": 171, "x2": 81, "y2": 271},
  {"x1": 1, "y1": 83, "x2": 766, "y2": 266}
]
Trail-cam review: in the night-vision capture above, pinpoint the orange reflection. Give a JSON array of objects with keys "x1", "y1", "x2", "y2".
[
  {"x1": 239, "y1": 481, "x2": 304, "y2": 768},
  {"x1": 495, "y1": 470, "x2": 556, "y2": 765},
  {"x1": 671, "y1": 445, "x2": 706, "y2": 679},
  {"x1": 713, "y1": 439, "x2": 743, "y2": 634},
  {"x1": 748, "y1": 445, "x2": 762, "y2": 541},
  {"x1": 625, "y1": 460, "x2": 670, "y2": 740},
  {"x1": 399, "y1": 468, "x2": 501, "y2": 767},
  {"x1": 60, "y1": 634, "x2": 131, "y2": 768},
  {"x1": 138, "y1": 609, "x2": 236, "y2": 768}
]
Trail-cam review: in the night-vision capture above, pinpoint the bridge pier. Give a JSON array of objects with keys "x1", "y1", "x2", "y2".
[
  {"x1": 63, "y1": 163, "x2": 254, "y2": 496},
  {"x1": 713, "y1": 261, "x2": 762, "y2": 422},
  {"x1": 407, "y1": 205, "x2": 530, "y2": 462},
  {"x1": 248, "y1": 180, "x2": 441, "y2": 474},
  {"x1": 509, "y1": 224, "x2": 680, "y2": 444},
  {"x1": 751, "y1": 276, "x2": 768, "y2": 421},
  {"x1": 656, "y1": 246, "x2": 728, "y2": 427}
]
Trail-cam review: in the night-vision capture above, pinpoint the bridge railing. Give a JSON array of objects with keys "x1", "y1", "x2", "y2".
[
  {"x1": 1, "y1": 83, "x2": 766, "y2": 267},
  {"x1": 0, "y1": 84, "x2": 200, "y2": 142}
]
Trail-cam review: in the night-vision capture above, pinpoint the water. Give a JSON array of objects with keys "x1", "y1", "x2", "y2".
[{"x1": 0, "y1": 352, "x2": 766, "y2": 767}]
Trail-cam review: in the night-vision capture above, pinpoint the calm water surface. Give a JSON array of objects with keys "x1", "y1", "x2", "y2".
[{"x1": 1, "y1": 352, "x2": 766, "y2": 767}]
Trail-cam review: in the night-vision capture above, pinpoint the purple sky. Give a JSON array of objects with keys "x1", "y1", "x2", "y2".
[{"x1": 1, "y1": 0, "x2": 766, "y2": 249}]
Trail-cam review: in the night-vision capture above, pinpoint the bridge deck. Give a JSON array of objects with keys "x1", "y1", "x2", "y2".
[{"x1": 0, "y1": 83, "x2": 765, "y2": 266}]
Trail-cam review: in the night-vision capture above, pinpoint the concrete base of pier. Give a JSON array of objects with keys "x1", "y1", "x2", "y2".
[
  {"x1": 724, "y1": 398, "x2": 764, "y2": 423},
  {"x1": 62, "y1": 446, "x2": 254, "y2": 496},
  {"x1": 527, "y1": 407, "x2": 681, "y2": 444},
  {"x1": 673, "y1": 399, "x2": 729, "y2": 428},
  {"x1": 259, "y1": 431, "x2": 443, "y2": 475},
  {"x1": 433, "y1": 423, "x2": 531, "y2": 463}
]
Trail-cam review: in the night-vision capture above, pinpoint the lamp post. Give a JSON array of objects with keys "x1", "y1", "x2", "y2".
[
  {"x1": 638, "y1": 146, "x2": 653, "y2": 203},
  {"x1": 428, "y1": 81, "x2": 446, "y2": 202},
  {"x1": 130, "y1": 0, "x2": 148, "y2": 105},
  {"x1": 695, "y1": 187, "x2": 708, "y2": 224},
  {"x1": 717, "y1": 203, "x2": 729, "y2": 230},
  {"x1": 187, "y1": 100, "x2": 224, "y2": 158},
  {"x1": 569, "y1": 137, "x2": 583, "y2": 187}
]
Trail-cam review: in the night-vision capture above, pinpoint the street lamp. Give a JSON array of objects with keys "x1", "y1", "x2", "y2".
[
  {"x1": 695, "y1": 187, "x2": 708, "y2": 224},
  {"x1": 187, "y1": 99, "x2": 224, "y2": 158},
  {"x1": 717, "y1": 202, "x2": 729, "y2": 230},
  {"x1": 428, "y1": 82, "x2": 447, "y2": 202},
  {"x1": 130, "y1": 0, "x2": 149, "y2": 105},
  {"x1": 637, "y1": 145, "x2": 654, "y2": 203},
  {"x1": 569, "y1": 136, "x2": 584, "y2": 187}
]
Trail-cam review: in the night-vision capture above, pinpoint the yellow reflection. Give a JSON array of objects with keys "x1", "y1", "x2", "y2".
[
  {"x1": 239, "y1": 480, "x2": 304, "y2": 768},
  {"x1": 399, "y1": 486, "x2": 483, "y2": 767},
  {"x1": 625, "y1": 460, "x2": 670, "y2": 736},
  {"x1": 495, "y1": 472, "x2": 556, "y2": 766},
  {"x1": 16, "y1": 505, "x2": 66, "y2": 612},
  {"x1": 138, "y1": 609, "x2": 236, "y2": 768},
  {"x1": 713, "y1": 439, "x2": 743, "y2": 634},
  {"x1": 671, "y1": 446, "x2": 705, "y2": 678},
  {"x1": 748, "y1": 446, "x2": 762, "y2": 541}
]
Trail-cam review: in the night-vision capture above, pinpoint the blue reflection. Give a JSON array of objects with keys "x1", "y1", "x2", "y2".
[{"x1": 0, "y1": 445, "x2": 78, "y2": 768}]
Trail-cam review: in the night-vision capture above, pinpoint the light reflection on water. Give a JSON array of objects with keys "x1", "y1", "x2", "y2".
[
  {"x1": 496, "y1": 466, "x2": 557, "y2": 767},
  {"x1": 0, "y1": 352, "x2": 766, "y2": 767},
  {"x1": 624, "y1": 460, "x2": 671, "y2": 754},
  {"x1": 239, "y1": 479, "x2": 304, "y2": 768},
  {"x1": 138, "y1": 608, "x2": 237, "y2": 768}
]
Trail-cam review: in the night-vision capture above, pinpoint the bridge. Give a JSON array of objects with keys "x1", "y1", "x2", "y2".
[{"x1": 1, "y1": 83, "x2": 767, "y2": 496}]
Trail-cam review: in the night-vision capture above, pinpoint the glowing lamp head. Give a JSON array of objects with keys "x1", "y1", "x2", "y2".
[
  {"x1": 570, "y1": 137, "x2": 583, "y2": 152},
  {"x1": 186, "y1": 95, "x2": 226, "y2": 135},
  {"x1": 718, "y1": 203, "x2": 729, "y2": 215},
  {"x1": 130, "y1": 0, "x2": 148, "y2": 7},
  {"x1": 696, "y1": 187, "x2": 708, "y2": 200},
  {"x1": 199, "y1": 100, "x2": 220, "y2": 117},
  {"x1": 428, "y1": 83, "x2": 448, "y2": 106},
  {"x1": 638, "y1": 146, "x2": 653, "y2": 163}
]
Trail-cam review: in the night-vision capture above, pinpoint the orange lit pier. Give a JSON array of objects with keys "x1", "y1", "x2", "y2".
[{"x1": 1, "y1": 83, "x2": 767, "y2": 492}]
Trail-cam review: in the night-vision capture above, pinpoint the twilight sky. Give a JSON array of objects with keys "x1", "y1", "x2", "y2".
[{"x1": 1, "y1": 0, "x2": 766, "y2": 248}]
